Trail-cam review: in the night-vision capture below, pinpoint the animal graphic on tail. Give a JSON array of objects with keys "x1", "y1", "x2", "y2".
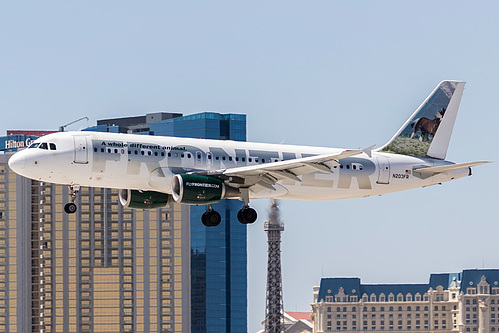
[{"x1": 411, "y1": 108, "x2": 446, "y2": 141}]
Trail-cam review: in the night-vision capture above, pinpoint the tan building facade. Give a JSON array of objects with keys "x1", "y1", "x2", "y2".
[{"x1": 0, "y1": 153, "x2": 191, "y2": 333}]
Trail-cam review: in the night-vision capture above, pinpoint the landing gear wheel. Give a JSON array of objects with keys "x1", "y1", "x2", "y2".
[
  {"x1": 237, "y1": 207, "x2": 257, "y2": 224},
  {"x1": 64, "y1": 183, "x2": 80, "y2": 214},
  {"x1": 202, "y1": 210, "x2": 221, "y2": 227},
  {"x1": 64, "y1": 203, "x2": 77, "y2": 214}
]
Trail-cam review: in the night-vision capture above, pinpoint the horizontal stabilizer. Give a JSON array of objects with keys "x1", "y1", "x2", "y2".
[{"x1": 414, "y1": 161, "x2": 490, "y2": 175}]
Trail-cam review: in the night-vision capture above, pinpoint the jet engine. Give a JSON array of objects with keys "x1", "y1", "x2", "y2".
[
  {"x1": 119, "y1": 189, "x2": 172, "y2": 209},
  {"x1": 171, "y1": 174, "x2": 239, "y2": 204}
]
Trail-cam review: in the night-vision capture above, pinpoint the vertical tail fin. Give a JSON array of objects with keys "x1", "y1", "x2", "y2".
[{"x1": 379, "y1": 80, "x2": 465, "y2": 160}]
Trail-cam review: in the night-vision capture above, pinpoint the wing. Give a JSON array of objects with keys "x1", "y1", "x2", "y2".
[{"x1": 197, "y1": 148, "x2": 368, "y2": 192}]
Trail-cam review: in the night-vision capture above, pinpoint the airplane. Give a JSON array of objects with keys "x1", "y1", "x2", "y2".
[{"x1": 8, "y1": 80, "x2": 489, "y2": 227}]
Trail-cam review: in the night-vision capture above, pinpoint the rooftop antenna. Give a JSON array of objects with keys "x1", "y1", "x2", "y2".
[{"x1": 59, "y1": 117, "x2": 89, "y2": 132}]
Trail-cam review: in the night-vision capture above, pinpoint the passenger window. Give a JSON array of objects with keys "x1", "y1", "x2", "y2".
[
  {"x1": 49, "y1": 143, "x2": 56, "y2": 150},
  {"x1": 39, "y1": 143, "x2": 48, "y2": 150}
]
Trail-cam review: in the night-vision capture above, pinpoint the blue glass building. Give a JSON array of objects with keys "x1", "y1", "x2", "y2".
[{"x1": 151, "y1": 113, "x2": 248, "y2": 333}]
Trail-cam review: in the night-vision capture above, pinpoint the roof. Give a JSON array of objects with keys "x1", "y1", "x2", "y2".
[
  {"x1": 285, "y1": 312, "x2": 312, "y2": 323},
  {"x1": 361, "y1": 284, "x2": 429, "y2": 297},
  {"x1": 460, "y1": 269, "x2": 499, "y2": 292}
]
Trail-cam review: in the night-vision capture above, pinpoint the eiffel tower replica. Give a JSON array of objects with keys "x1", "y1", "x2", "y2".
[{"x1": 264, "y1": 200, "x2": 285, "y2": 333}]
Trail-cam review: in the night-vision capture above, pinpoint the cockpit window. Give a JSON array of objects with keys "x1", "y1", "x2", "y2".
[
  {"x1": 49, "y1": 143, "x2": 56, "y2": 150},
  {"x1": 29, "y1": 143, "x2": 40, "y2": 149},
  {"x1": 39, "y1": 143, "x2": 48, "y2": 150}
]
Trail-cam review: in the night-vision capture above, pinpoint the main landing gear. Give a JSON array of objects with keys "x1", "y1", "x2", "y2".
[
  {"x1": 201, "y1": 190, "x2": 258, "y2": 227},
  {"x1": 237, "y1": 189, "x2": 257, "y2": 225},
  {"x1": 202, "y1": 205, "x2": 222, "y2": 227},
  {"x1": 64, "y1": 184, "x2": 80, "y2": 214},
  {"x1": 201, "y1": 205, "x2": 258, "y2": 227}
]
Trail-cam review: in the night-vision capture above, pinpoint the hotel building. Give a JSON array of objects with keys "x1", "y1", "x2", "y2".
[{"x1": 312, "y1": 269, "x2": 499, "y2": 333}]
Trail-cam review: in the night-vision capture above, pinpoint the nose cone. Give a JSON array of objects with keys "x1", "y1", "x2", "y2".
[{"x1": 8, "y1": 152, "x2": 26, "y2": 175}]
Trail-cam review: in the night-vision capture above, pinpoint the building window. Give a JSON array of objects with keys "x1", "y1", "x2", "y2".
[{"x1": 467, "y1": 288, "x2": 477, "y2": 295}]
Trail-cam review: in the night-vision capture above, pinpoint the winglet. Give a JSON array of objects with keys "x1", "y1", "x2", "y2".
[{"x1": 362, "y1": 144, "x2": 376, "y2": 158}]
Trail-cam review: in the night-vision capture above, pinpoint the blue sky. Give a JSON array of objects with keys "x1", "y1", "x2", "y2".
[{"x1": 1, "y1": 2, "x2": 498, "y2": 332}]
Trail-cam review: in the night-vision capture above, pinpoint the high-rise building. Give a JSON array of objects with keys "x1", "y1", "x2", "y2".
[
  {"x1": 0, "y1": 149, "x2": 191, "y2": 333},
  {"x1": 312, "y1": 269, "x2": 499, "y2": 333}
]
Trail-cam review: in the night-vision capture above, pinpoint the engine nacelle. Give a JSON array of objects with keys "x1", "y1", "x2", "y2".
[
  {"x1": 172, "y1": 174, "x2": 237, "y2": 204},
  {"x1": 119, "y1": 189, "x2": 172, "y2": 209}
]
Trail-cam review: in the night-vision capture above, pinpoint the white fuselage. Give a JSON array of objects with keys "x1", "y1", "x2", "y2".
[{"x1": 7, "y1": 131, "x2": 468, "y2": 201}]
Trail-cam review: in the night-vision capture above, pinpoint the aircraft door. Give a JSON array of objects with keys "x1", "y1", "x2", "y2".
[
  {"x1": 74, "y1": 136, "x2": 89, "y2": 164},
  {"x1": 376, "y1": 156, "x2": 390, "y2": 184}
]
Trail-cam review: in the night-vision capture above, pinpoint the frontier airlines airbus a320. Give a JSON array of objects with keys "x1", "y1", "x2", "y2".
[{"x1": 8, "y1": 81, "x2": 489, "y2": 226}]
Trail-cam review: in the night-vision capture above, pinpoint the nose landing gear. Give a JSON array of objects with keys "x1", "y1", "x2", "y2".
[{"x1": 64, "y1": 184, "x2": 80, "y2": 214}]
